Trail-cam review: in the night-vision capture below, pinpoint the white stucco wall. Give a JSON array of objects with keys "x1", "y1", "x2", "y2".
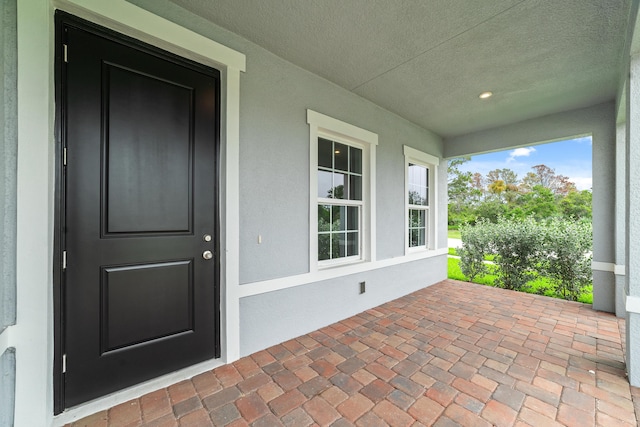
[
  {"x1": 0, "y1": 1, "x2": 18, "y2": 423},
  {"x1": 615, "y1": 123, "x2": 627, "y2": 318},
  {"x1": 9, "y1": 0, "x2": 449, "y2": 425},
  {"x1": 131, "y1": 0, "x2": 445, "y2": 283},
  {"x1": 626, "y1": 54, "x2": 640, "y2": 387},
  {"x1": 0, "y1": 0, "x2": 17, "y2": 335}
]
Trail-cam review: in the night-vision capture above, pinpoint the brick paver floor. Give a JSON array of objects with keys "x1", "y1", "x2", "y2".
[{"x1": 66, "y1": 280, "x2": 640, "y2": 426}]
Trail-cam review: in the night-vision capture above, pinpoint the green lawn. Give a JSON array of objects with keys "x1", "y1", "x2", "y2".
[
  {"x1": 447, "y1": 228, "x2": 592, "y2": 304},
  {"x1": 447, "y1": 257, "x2": 593, "y2": 304},
  {"x1": 448, "y1": 229, "x2": 461, "y2": 239},
  {"x1": 448, "y1": 247, "x2": 495, "y2": 261}
]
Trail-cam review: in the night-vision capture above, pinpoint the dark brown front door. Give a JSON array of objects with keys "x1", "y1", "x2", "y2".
[{"x1": 58, "y1": 15, "x2": 220, "y2": 408}]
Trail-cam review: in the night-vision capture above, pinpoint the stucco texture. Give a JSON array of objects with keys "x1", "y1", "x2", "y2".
[
  {"x1": 0, "y1": 0, "x2": 17, "y2": 332},
  {"x1": 131, "y1": 0, "x2": 444, "y2": 284}
]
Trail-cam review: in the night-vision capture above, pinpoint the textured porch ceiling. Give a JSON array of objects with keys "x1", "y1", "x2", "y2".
[{"x1": 169, "y1": 0, "x2": 631, "y2": 139}]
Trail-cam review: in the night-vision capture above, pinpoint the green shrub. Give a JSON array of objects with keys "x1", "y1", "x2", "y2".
[
  {"x1": 457, "y1": 221, "x2": 490, "y2": 282},
  {"x1": 456, "y1": 216, "x2": 593, "y2": 302},
  {"x1": 489, "y1": 216, "x2": 543, "y2": 291},
  {"x1": 541, "y1": 218, "x2": 592, "y2": 301}
]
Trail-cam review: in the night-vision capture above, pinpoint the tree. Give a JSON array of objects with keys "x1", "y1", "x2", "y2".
[
  {"x1": 488, "y1": 179, "x2": 506, "y2": 196},
  {"x1": 471, "y1": 173, "x2": 485, "y2": 198},
  {"x1": 487, "y1": 168, "x2": 518, "y2": 186},
  {"x1": 530, "y1": 164, "x2": 574, "y2": 196},
  {"x1": 559, "y1": 190, "x2": 592, "y2": 219},
  {"x1": 486, "y1": 168, "x2": 519, "y2": 203},
  {"x1": 448, "y1": 159, "x2": 586, "y2": 225},
  {"x1": 532, "y1": 164, "x2": 556, "y2": 189},
  {"x1": 448, "y1": 157, "x2": 474, "y2": 227},
  {"x1": 520, "y1": 172, "x2": 540, "y2": 193},
  {"x1": 475, "y1": 200, "x2": 507, "y2": 223},
  {"x1": 555, "y1": 176, "x2": 577, "y2": 196},
  {"x1": 504, "y1": 184, "x2": 520, "y2": 204},
  {"x1": 517, "y1": 185, "x2": 558, "y2": 220},
  {"x1": 448, "y1": 157, "x2": 472, "y2": 207}
]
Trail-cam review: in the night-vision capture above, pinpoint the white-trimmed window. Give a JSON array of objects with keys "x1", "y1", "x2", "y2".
[
  {"x1": 404, "y1": 146, "x2": 439, "y2": 252},
  {"x1": 308, "y1": 110, "x2": 377, "y2": 269}
]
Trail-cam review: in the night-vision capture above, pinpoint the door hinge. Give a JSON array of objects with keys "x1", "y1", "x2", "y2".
[
  {"x1": 62, "y1": 354, "x2": 67, "y2": 373},
  {"x1": 63, "y1": 147, "x2": 67, "y2": 166},
  {"x1": 63, "y1": 44, "x2": 68, "y2": 63},
  {"x1": 62, "y1": 251, "x2": 67, "y2": 270}
]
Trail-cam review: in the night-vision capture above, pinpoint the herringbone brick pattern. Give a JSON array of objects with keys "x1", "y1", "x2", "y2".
[{"x1": 66, "y1": 280, "x2": 640, "y2": 426}]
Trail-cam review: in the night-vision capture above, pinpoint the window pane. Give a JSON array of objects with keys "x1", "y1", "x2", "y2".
[
  {"x1": 410, "y1": 209, "x2": 426, "y2": 227},
  {"x1": 332, "y1": 205, "x2": 346, "y2": 231},
  {"x1": 410, "y1": 229, "x2": 419, "y2": 247},
  {"x1": 316, "y1": 134, "x2": 365, "y2": 263},
  {"x1": 346, "y1": 232, "x2": 359, "y2": 256},
  {"x1": 349, "y1": 175, "x2": 362, "y2": 200},
  {"x1": 408, "y1": 163, "x2": 429, "y2": 206},
  {"x1": 350, "y1": 147, "x2": 362, "y2": 174},
  {"x1": 408, "y1": 164, "x2": 427, "y2": 186},
  {"x1": 408, "y1": 164, "x2": 420, "y2": 185},
  {"x1": 332, "y1": 233, "x2": 346, "y2": 258},
  {"x1": 318, "y1": 138, "x2": 333, "y2": 168},
  {"x1": 318, "y1": 234, "x2": 330, "y2": 260},
  {"x1": 409, "y1": 207, "x2": 427, "y2": 248},
  {"x1": 318, "y1": 205, "x2": 330, "y2": 231},
  {"x1": 318, "y1": 170, "x2": 333, "y2": 198},
  {"x1": 334, "y1": 143, "x2": 349, "y2": 171},
  {"x1": 409, "y1": 228, "x2": 425, "y2": 247},
  {"x1": 419, "y1": 186, "x2": 428, "y2": 206},
  {"x1": 347, "y1": 206, "x2": 358, "y2": 231},
  {"x1": 332, "y1": 173, "x2": 346, "y2": 199},
  {"x1": 408, "y1": 185, "x2": 421, "y2": 205}
]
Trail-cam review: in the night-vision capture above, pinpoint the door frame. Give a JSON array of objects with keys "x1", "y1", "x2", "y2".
[
  {"x1": 46, "y1": 1, "x2": 246, "y2": 419},
  {"x1": 54, "y1": 11, "x2": 224, "y2": 412}
]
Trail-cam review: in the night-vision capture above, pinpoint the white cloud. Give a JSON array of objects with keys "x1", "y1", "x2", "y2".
[
  {"x1": 573, "y1": 136, "x2": 592, "y2": 145},
  {"x1": 570, "y1": 177, "x2": 592, "y2": 191},
  {"x1": 507, "y1": 147, "x2": 536, "y2": 162}
]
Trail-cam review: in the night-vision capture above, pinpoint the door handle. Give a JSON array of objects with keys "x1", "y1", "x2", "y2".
[{"x1": 202, "y1": 250, "x2": 213, "y2": 260}]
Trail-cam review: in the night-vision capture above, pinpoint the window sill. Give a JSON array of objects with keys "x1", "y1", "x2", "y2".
[
  {"x1": 406, "y1": 246, "x2": 432, "y2": 255},
  {"x1": 318, "y1": 256, "x2": 364, "y2": 270}
]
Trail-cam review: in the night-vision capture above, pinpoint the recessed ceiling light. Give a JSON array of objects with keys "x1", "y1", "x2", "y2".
[{"x1": 479, "y1": 91, "x2": 493, "y2": 99}]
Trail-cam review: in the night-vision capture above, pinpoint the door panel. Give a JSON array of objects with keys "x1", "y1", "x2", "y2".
[
  {"x1": 105, "y1": 64, "x2": 193, "y2": 234},
  {"x1": 102, "y1": 260, "x2": 194, "y2": 352},
  {"x1": 60, "y1": 20, "x2": 220, "y2": 408}
]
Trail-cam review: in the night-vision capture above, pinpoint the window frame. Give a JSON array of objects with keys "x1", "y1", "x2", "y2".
[
  {"x1": 404, "y1": 145, "x2": 439, "y2": 253},
  {"x1": 317, "y1": 138, "x2": 364, "y2": 262},
  {"x1": 308, "y1": 110, "x2": 377, "y2": 271}
]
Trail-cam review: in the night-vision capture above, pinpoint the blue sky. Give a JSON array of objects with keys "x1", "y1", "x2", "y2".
[{"x1": 456, "y1": 136, "x2": 593, "y2": 191}]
